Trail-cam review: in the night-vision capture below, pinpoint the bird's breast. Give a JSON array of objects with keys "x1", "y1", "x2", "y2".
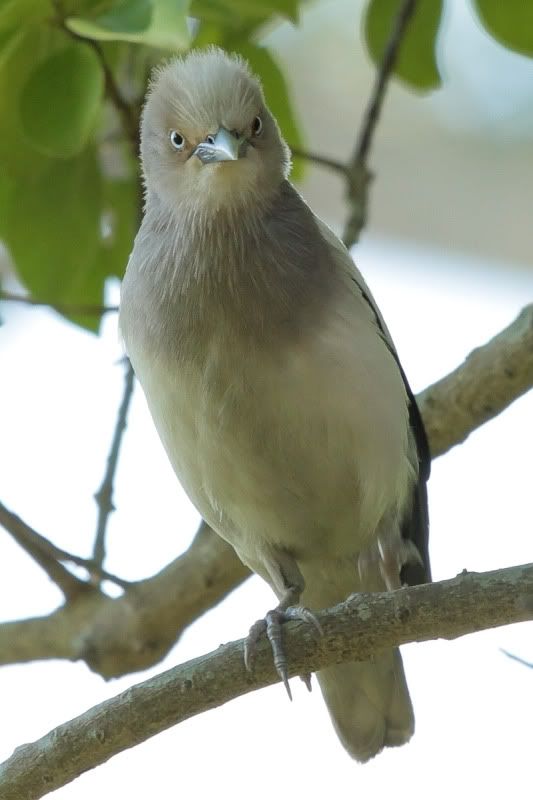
[{"x1": 122, "y1": 280, "x2": 414, "y2": 563}]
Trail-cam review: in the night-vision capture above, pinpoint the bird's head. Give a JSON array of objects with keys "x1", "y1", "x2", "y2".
[{"x1": 140, "y1": 48, "x2": 291, "y2": 216}]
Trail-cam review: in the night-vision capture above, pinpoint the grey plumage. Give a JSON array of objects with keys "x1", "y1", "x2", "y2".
[{"x1": 119, "y1": 47, "x2": 430, "y2": 762}]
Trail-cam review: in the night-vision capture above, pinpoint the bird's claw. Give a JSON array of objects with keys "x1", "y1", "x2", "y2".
[
  {"x1": 300, "y1": 672, "x2": 313, "y2": 692},
  {"x1": 244, "y1": 605, "x2": 322, "y2": 700}
]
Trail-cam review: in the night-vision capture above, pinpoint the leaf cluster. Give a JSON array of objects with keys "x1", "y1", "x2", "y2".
[{"x1": 0, "y1": 0, "x2": 531, "y2": 331}]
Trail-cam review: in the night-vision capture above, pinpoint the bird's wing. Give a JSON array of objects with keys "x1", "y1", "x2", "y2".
[{"x1": 315, "y1": 216, "x2": 431, "y2": 583}]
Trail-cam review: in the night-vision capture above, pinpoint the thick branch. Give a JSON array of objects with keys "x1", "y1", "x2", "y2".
[
  {"x1": 418, "y1": 304, "x2": 533, "y2": 457},
  {"x1": 1, "y1": 563, "x2": 532, "y2": 800},
  {"x1": 0, "y1": 522, "x2": 248, "y2": 676}
]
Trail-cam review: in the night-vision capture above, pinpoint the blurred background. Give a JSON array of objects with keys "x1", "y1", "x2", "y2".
[{"x1": 1, "y1": 0, "x2": 532, "y2": 797}]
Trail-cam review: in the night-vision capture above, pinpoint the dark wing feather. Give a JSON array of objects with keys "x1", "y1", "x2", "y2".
[
  {"x1": 307, "y1": 206, "x2": 431, "y2": 585},
  {"x1": 357, "y1": 284, "x2": 431, "y2": 585}
]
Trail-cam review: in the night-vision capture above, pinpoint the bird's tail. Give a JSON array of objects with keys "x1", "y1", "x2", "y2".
[
  {"x1": 301, "y1": 559, "x2": 415, "y2": 762},
  {"x1": 315, "y1": 649, "x2": 414, "y2": 762}
]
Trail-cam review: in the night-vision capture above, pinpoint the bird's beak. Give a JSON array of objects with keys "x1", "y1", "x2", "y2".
[{"x1": 193, "y1": 128, "x2": 245, "y2": 164}]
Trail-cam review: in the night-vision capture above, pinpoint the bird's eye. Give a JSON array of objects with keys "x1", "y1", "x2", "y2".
[
  {"x1": 170, "y1": 130, "x2": 185, "y2": 150},
  {"x1": 252, "y1": 116, "x2": 263, "y2": 136}
]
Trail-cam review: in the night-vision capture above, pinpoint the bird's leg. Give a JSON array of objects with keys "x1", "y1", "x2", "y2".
[
  {"x1": 244, "y1": 585, "x2": 322, "y2": 700},
  {"x1": 359, "y1": 529, "x2": 424, "y2": 591},
  {"x1": 377, "y1": 534, "x2": 423, "y2": 591}
]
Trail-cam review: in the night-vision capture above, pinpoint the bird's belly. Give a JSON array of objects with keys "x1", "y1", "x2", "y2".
[{"x1": 131, "y1": 328, "x2": 413, "y2": 564}]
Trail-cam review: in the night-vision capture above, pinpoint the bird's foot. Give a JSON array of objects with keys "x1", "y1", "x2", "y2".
[{"x1": 244, "y1": 605, "x2": 322, "y2": 700}]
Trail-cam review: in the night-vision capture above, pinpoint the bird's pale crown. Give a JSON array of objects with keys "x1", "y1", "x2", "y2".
[{"x1": 140, "y1": 47, "x2": 291, "y2": 214}]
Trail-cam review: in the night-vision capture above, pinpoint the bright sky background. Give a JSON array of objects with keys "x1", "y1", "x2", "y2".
[{"x1": 1, "y1": 234, "x2": 532, "y2": 799}]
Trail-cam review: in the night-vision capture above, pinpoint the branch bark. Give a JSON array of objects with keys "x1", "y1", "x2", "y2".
[
  {"x1": 418, "y1": 303, "x2": 533, "y2": 457},
  {"x1": 0, "y1": 522, "x2": 248, "y2": 676},
  {"x1": 1, "y1": 562, "x2": 532, "y2": 800}
]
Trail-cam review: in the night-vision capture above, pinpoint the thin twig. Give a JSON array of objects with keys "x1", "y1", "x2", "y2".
[
  {"x1": 92, "y1": 39, "x2": 140, "y2": 150},
  {"x1": 343, "y1": 0, "x2": 418, "y2": 247},
  {"x1": 92, "y1": 359, "x2": 135, "y2": 571},
  {"x1": 0, "y1": 500, "x2": 130, "y2": 591},
  {"x1": 0, "y1": 291, "x2": 118, "y2": 317},
  {"x1": 353, "y1": 0, "x2": 417, "y2": 164},
  {"x1": 0, "y1": 502, "x2": 90, "y2": 601},
  {"x1": 53, "y1": 0, "x2": 140, "y2": 152},
  {"x1": 55, "y1": 2, "x2": 142, "y2": 570},
  {"x1": 290, "y1": 147, "x2": 348, "y2": 176},
  {"x1": 500, "y1": 649, "x2": 533, "y2": 669}
]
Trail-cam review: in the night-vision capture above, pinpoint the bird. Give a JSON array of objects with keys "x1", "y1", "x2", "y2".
[{"x1": 119, "y1": 46, "x2": 431, "y2": 762}]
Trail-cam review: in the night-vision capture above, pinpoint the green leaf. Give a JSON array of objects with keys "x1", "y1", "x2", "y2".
[
  {"x1": 67, "y1": 0, "x2": 189, "y2": 48},
  {"x1": 94, "y1": 0, "x2": 152, "y2": 32},
  {"x1": 191, "y1": 0, "x2": 299, "y2": 26},
  {"x1": 0, "y1": 173, "x2": 15, "y2": 241},
  {"x1": 0, "y1": 27, "x2": 59, "y2": 179},
  {"x1": 363, "y1": 0, "x2": 443, "y2": 91},
  {"x1": 474, "y1": 1, "x2": 533, "y2": 58},
  {"x1": 2, "y1": 148, "x2": 105, "y2": 332},
  {"x1": 143, "y1": 0, "x2": 190, "y2": 50},
  {"x1": 67, "y1": 0, "x2": 152, "y2": 40},
  {"x1": 0, "y1": 0, "x2": 49, "y2": 36},
  {"x1": 100, "y1": 177, "x2": 139, "y2": 279},
  {"x1": 223, "y1": 43, "x2": 306, "y2": 180},
  {"x1": 20, "y1": 44, "x2": 104, "y2": 159},
  {"x1": 263, "y1": 0, "x2": 300, "y2": 23},
  {"x1": 61, "y1": 0, "x2": 114, "y2": 14}
]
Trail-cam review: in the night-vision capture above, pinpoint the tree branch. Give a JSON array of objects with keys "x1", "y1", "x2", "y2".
[
  {"x1": 290, "y1": 147, "x2": 348, "y2": 176},
  {"x1": 0, "y1": 499, "x2": 131, "y2": 591},
  {"x1": 289, "y1": 2, "x2": 419, "y2": 246},
  {"x1": 55, "y1": 2, "x2": 140, "y2": 153},
  {"x1": 500, "y1": 649, "x2": 533, "y2": 669},
  {"x1": 1, "y1": 562, "x2": 532, "y2": 800},
  {"x1": 353, "y1": 0, "x2": 417, "y2": 166},
  {"x1": 0, "y1": 522, "x2": 248, "y2": 675},
  {"x1": 418, "y1": 304, "x2": 533, "y2": 458},
  {"x1": 92, "y1": 359, "x2": 135, "y2": 572},
  {"x1": 342, "y1": 0, "x2": 418, "y2": 247},
  {"x1": 0, "y1": 503, "x2": 90, "y2": 601},
  {"x1": 92, "y1": 39, "x2": 140, "y2": 151}
]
